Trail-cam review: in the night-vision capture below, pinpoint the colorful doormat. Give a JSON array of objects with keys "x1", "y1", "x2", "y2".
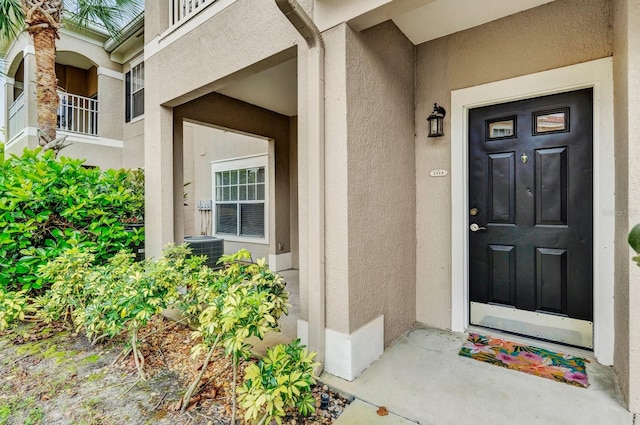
[{"x1": 459, "y1": 333, "x2": 589, "y2": 388}]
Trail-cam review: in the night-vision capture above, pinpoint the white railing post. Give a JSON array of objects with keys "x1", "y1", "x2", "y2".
[
  {"x1": 170, "y1": 0, "x2": 217, "y2": 28},
  {"x1": 57, "y1": 91, "x2": 98, "y2": 136},
  {"x1": 7, "y1": 92, "x2": 25, "y2": 141}
]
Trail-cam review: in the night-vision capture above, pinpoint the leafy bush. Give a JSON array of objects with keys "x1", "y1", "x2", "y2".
[
  {"x1": 0, "y1": 148, "x2": 144, "y2": 292},
  {"x1": 37, "y1": 243, "x2": 207, "y2": 379},
  {"x1": 0, "y1": 289, "x2": 33, "y2": 332},
  {"x1": 181, "y1": 250, "x2": 291, "y2": 416},
  {"x1": 36, "y1": 247, "x2": 96, "y2": 329},
  {"x1": 238, "y1": 339, "x2": 318, "y2": 425},
  {"x1": 629, "y1": 224, "x2": 640, "y2": 267}
]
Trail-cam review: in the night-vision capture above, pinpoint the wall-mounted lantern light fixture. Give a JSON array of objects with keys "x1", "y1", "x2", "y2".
[{"x1": 427, "y1": 103, "x2": 446, "y2": 138}]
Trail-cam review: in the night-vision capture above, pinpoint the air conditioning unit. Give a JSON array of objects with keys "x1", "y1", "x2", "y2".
[{"x1": 184, "y1": 236, "x2": 224, "y2": 269}]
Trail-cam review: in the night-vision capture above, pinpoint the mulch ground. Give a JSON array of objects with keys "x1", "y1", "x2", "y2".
[{"x1": 0, "y1": 316, "x2": 350, "y2": 425}]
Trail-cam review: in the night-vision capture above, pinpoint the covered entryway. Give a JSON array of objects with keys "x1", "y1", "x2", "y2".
[
  {"x1": 450, "y1": 58, "x2": 614, "y2": 365},
  {"x1": 468, "y1": 89, "x2": 593, "y2": 348}
]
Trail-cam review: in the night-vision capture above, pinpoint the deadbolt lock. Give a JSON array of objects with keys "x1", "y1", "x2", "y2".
[{"x1": 470, "y1": 208, "x2": 478, "y2": 216}]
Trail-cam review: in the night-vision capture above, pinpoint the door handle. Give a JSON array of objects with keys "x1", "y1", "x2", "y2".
[{"x1": 470, "y1": 223, "x2": 487, "y2": 232}]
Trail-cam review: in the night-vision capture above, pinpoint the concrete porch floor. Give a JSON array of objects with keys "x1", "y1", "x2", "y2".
[
  {"x1": 322, "y1": 326, "x2": 633, "y2": 425},
  {"x1": 255, "y1": 269, "x2": 632, "y2": 424}
]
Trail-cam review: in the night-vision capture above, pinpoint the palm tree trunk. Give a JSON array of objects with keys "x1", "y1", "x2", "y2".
[{"x1": 30, "y1": 24, "x2": 59, "y2": 146}]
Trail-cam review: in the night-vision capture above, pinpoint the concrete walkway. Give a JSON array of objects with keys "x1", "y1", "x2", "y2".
[
  {"x1": 322, "y1": 327, "x2": 633, "y2": 425},
  {"x1": 334, "y1": 399, "x2": 417, "y2": 424}
]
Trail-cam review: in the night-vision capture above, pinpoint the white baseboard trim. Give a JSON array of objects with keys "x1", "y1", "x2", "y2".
[
  {"x1": 268, "y1": 252, "x2": 292, "y2": 272},
  {"x1": 297, "y1": 315, "x2": 384, "y2": 381}
]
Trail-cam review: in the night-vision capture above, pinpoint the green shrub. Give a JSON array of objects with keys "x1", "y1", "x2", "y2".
[
  {"x1": 0, "y1": 289, "x2": 33, "y2": 332},
  {"x1": 629, "y1": 224, "x2": 640, "y2": 267},
  {"x1": 0, "y1": 148, "x2": 144, "y2": 292},
  {"x1": 238, "y1": 339, "x2": 318, "y2": 425},
  {"x1": 36, "y1": 247, "x2": 96, "y2": 330},
  {"x1": 37, "y1": 243, "x2": 206, "y2": 379},
  {"x1": 181, "y1": 250, "x2": 291, "y2": 416}
]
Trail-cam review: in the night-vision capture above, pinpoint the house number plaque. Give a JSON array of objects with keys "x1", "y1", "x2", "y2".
[{"x1": 430, "y1": 169, "x2": 448, "y2": 177}]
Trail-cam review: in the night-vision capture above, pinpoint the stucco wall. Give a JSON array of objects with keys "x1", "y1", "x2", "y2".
[
  {"x1": 122, "y1": 119, "x2": 145, "y2": 169},
  {"x1": 323, "y1": 24, "x2": 351, "y2": 335},
  {"x1": 173, "y1": 93, "x2": 291, "y2": 259},
  {"x1": 61, "y1": 142, "x2": 123, "y2": 170},
  {"x1": 56, "y1": 33, "x2": 116, "y2": 71},
  {"x1": 613, "y1": 0, "x2": 630, "y2": 405},
  {"x1": 344, "y1": 22, "x2": 416, "y2": 343},
  {"x1": 613, "y1": 0, "x2": 640, "y2": 414},
  {"x1": 289, "y1": 117, "x2": 299, "y2": 269},
  {"x1": 415, "y1": 0, "x2": 613, "y2": 329},
  {"x1": 98, "y1": 73, "x2": 124, "y2": 143},
  {"x1": 145, "y1": 0, "x2": 301, "y2": 108}
]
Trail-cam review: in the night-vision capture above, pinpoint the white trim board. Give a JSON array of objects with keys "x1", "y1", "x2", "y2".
[
  {"x1": 268, "y1": 252, "x2": 292, "y2": 272},
  {"x1": 7, "y1": 129, "x2": 125, "y2": 149},
  {"x1": 297, "y1": 315, "x2": 384, "y2": 381},
  {"x1": 97, "y1": 67, "x2": 124, "y2": 81},
  {"x1": 450, "y1": 57, "x2": 614, "y2": 365}
]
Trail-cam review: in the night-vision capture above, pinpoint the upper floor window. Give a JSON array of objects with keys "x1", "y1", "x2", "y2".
[{"x1": 125, "y1": 59, "x2": 144, "y2": 122}]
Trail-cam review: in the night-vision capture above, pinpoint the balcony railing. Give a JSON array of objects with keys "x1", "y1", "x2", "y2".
[
  {"x1": 57, "y1": 92, "x2": 98, "y2": 136},
  {"x1": 8, "y1": 92, "x2": 25, "y2": 141},
  {"x1": 170, "y1": 0, "x2": 217, "y2": 27}
]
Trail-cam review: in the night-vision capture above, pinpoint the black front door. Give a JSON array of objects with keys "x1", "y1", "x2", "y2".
[{"x1": 468, "y1": 89, "x2": 593, "y2": 347}]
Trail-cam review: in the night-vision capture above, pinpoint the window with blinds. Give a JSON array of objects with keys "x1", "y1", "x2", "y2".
[
  {"x1": 214, "y1": 164, "x2": 266, "y2": 238},
  {"x1": 126, "y1": 58, "x2": 144, "y2": 122}
]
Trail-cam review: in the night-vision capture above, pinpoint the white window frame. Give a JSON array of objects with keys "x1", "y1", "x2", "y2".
[
  {"x1": 211, "y1": 154, "x2": 269, "y2": 244},
  {"x1": 129, "y1": 56, "x2": 144, "y2": 121}
]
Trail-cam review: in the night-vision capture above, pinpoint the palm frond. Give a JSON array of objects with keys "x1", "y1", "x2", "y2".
[
  {"x1": 63, "y1": 0, "x2": 143, "y2": 38},
  {"x1": 0, "y1": 0, "x2": 25, "y2": 41}
]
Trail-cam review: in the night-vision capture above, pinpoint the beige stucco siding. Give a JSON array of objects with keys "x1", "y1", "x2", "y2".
[
  {"x1": 123, "y1": 119, "x2": 145, "y2": 169},
  {"x1": 415, "y1": 0, "x2": 613, "y2": 329},
  {"x1": 61, "y1": 142, "x2": 123, "y2": 169},
  {"x1": 323, "y1": 24, "x2": 351, "y2": 335},
  {"x1": 98, "y1": 73, "x2": 125, "y2": 143},
  {"x1": 289, "y1": 117, "x2": 300, "y2": 270},
  {"x1": 144, "y1": 0, "x2": 301, "y2": 108},
  {"x1": 345, "y1": 22, "x2": 416, "y2": 342},
  {"x1": 56, "y1": 33, "x2": 116, "y2": 71},
  {"x1": 614, "y1": 0, "x2": 640, "y2": 413},
  {"x1": 613, "y1": 0, "x2": 630, "y2": 405}
]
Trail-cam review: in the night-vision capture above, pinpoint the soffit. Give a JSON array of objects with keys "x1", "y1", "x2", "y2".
[
  {"x1": 55, "y1": 51, "x2": 95, "y2": 69},
  {"x1": 216, "y1": 59, "x2": 298, "y2": 117},
  {"x1": 391, "y1": 0, "x2": 556, "y2": 45}
]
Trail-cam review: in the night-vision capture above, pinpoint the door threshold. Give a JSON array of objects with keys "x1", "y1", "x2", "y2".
[
  {"x1": 466, "y1": 324, "x2": 595, "y2": 361},
  {"x1": 470, "y1": 302, "x2": 593, "y2": 349}
]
